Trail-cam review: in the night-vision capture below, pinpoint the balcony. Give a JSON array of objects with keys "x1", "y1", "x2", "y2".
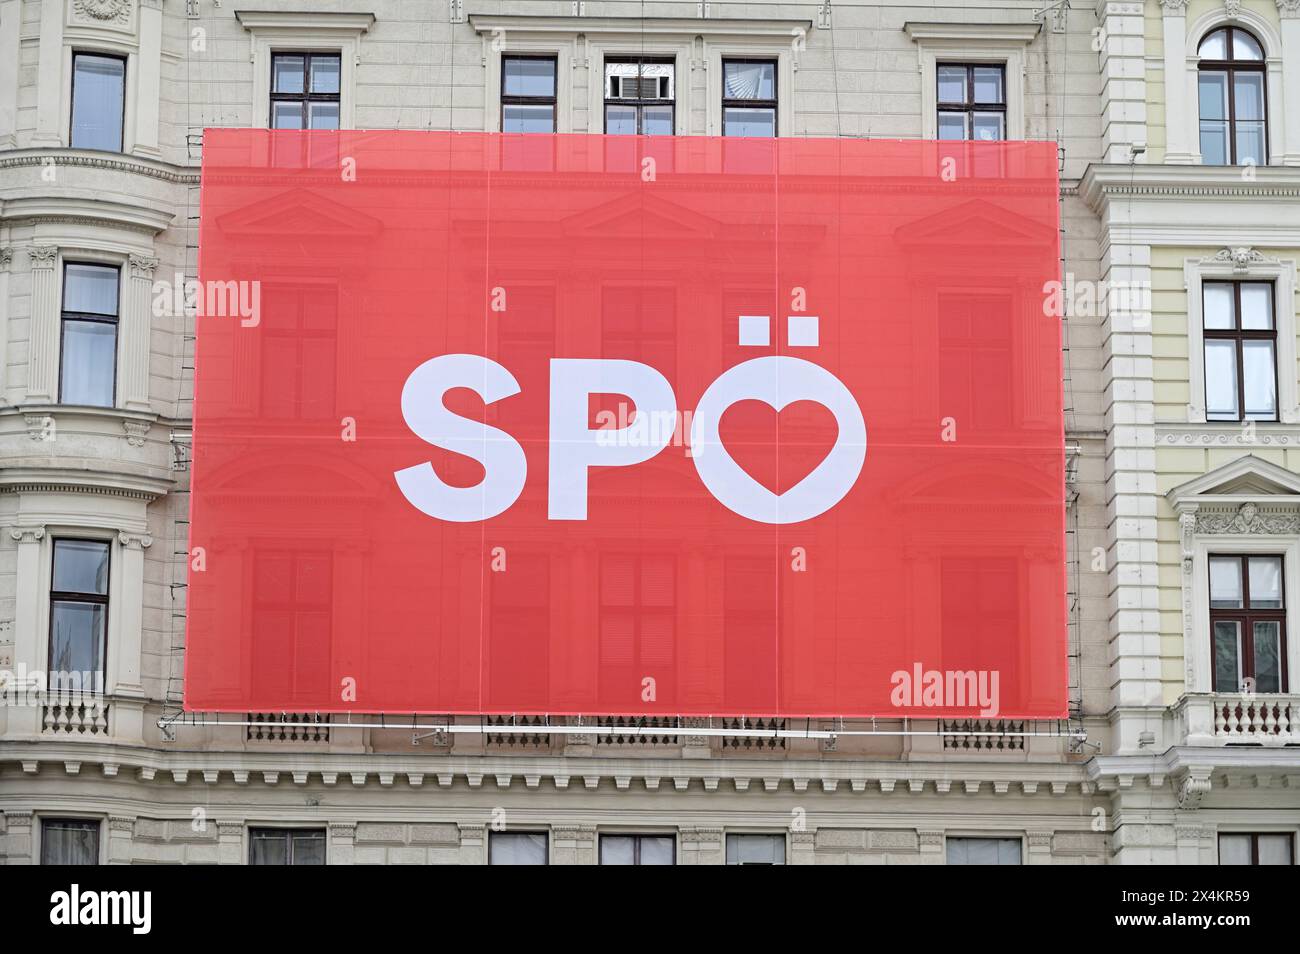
[{"x1": 1176, "y1": 693, "x2": 1300, "y2": 746}]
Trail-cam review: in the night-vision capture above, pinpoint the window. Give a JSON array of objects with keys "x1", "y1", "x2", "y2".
[
  {"x1": 60, "y1": 263, "x2": 119, "y2": 407},
  {"x1": 1209, "y1": 554, "x2": 1287, "y2": 693},
  {"x1": 1203, "y1": 280, "x2": 1277, "y2": 421},
  {"x1": 726, "y1": 833, "x2": 785, "y2": 865},
  {"x1": 947, "y1": 837, "x2": 1022, "y2": 865},
  {"x1": 605, "y1": 59, "x2": 674, "y2": 135},
  {"x1": 260, "y1": 284, "x2": 337, "y2": 419},
  {"x1": 601, "y1": 834, "x2": 675, "y2": 865},
  {"x1": 502, "y1": 56, "x2": 557, "y2": 133},
  {"x1": 490, "y1": 832, "x2": 548, "y2": 865},
  {"x1": 250, "y1": 551, "x2": 332, "y2": 700},
  {"x1": 249, "y1": 827, "x2": 326, "y2": 865},
  {"x1": 41, "y1": 819, "x2": 100, "y2": 865},
  {"x1": 70, "y1": 53, "x2": 125, "y2": 151},
  {"x1": 600, "y1": 554, "x2": 675, "y2": 700},
  {"x1": 1219, "y1": 832, "x2": 1294, "y2": 865},
  {"x1": 602, "y1": 286, "x2": 676, "y2": 381},
  {"x1": 936, "y1": 64, "x2": 1006, "y2": 141},
  {"x1": 49, "y1": 540, "x2": 110, "y2": 689},
  {"x1": 1198, "y1": 27, "x2": 1267, "y2": 166},
  {"x1": 722, "y1": 59, "x2": 777, "y2": 137},
  {"x1": 269, "y1": 52, "x2": 341, "y2": 130}
]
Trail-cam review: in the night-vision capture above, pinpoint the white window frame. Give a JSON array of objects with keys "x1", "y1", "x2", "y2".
[
  {"x1": 904, "y1": 22, "x2": 1039, "y2": 141},
  {"x1": 705, "y1": 42, "x2": 794, "y2": 138},
  {"x1": 235, "y1": 11, "x2": 373, "y2": 130},
  {"x1": 60, "y1": 38, "x2": 137, "y2": 154},
  {"x1": 591, "y1": 40, "x2": 691, "y2": 136},
  {"x1": 1183, "y1": 249, "x2": 1298, "y2": 424}
]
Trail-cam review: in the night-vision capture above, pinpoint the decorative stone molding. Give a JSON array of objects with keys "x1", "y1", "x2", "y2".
[
  {"x1": 1159, "y1": 0, "x2": 1191, "y2": 10},
  {"x1": 27, "y1": 245, "x2": 57, "y2": 269},
  {"x1": 122, "y1": 419, "x2": 150, "y2": 447},
  {"x1": 1212, "y1": 246, "x2": 1267, "y2": 272},
  {"x1": 680, "y1": 827, "x2": 723, "y2": 844},
  {"x1": 117, "y1": 531, "x2": 153, "y2": 550},
  {"x1": 107, "y1": 814, "x2": 136, "y2": 833},
  {"x1": 1026, "y1": 831, "x2": 1053, "y2": 849},
  {"x1": 1280, "y1": 0, "x2": 1300, "y2": 18},
  {"x1": 8, "y1": 526, "x2": 46, "y2": 545},
  {"x1": 917, "y1": 829, "x2": 944, "y2": 849},
  {"x1": 1196, "y1": 502, "x2": 1300, "y2": 535},
  {"x1": 127, "y1": 254, "x2": 158, "y2": 280},
  {"x1": 24, "y1": 414, "x2": 55, "y2": 441},
  {"x1": 1177, "y1": 770, "x2": 1213, "y2": 810},
  {"x1": 74, "y1": 0, "x2": 132, "y2": 24},
  {"x1": 0, "y1": 247, "x2": 12, "y2": 269}
]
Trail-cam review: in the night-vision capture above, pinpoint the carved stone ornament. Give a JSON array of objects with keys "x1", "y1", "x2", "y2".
[
  {"x1": 74, "y1": 0, "x2": 132, "y2": 24},
  {"x1": 1159, "y1": 0, "x2": 1191, "y2": 11},
  {"x1": 1280, "y1": 0, "x2": 1300, "y2": 20},
  {"x1": 1177, "y1": 772, "x2": 1212, "y2": 810},
  {"x1": 28, "y1": 246, "x2": 58, "y2": 269},
  {"x1": 1213, "y1": 246, "x2": 1265, "y2": 272},
  {"x1": 1224, "y1": 0, "x2": 1242, "y2": 15},
  {"x1": 1195, "y1": 502, "x2": 1300, "y2": 535}
]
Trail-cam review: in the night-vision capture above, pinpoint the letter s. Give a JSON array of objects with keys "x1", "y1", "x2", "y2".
[{"x1": 394, "y1": 354, "x2": 526, "y2": 521}]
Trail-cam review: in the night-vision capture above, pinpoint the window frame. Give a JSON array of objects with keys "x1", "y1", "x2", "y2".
[
  {"x1": 48, "y1": 537, "x2": 112, "y2": 686},
  {"x1": 1201, "y1": 279, "x2": 1279, "y2": 423},
  {"x1": 40, "y1": 817, "x2": 102, "y2": 866},
  {"x1": 268, "y1": 50, "x2": 342, "y2": 131},
  {"x1": 500, "y1": 53, "x2": 559, "y2": 134},
  {"x1": 1218, "y1": 831, "x2": 1295, "y2": 865},
  {"x1": 720, "y1": 57, "x2": 779, "y2": 138},
  {"x1": 488, "y1": 830, "x2": 551, "y2": 865},
  {"x1": 935, "y1": 62, "x2": 1007, "y2": 141},
  {"x1": 1208, "y1": 553, "x2": 1288, "y2": 693},
  {"x1": 58, "y1": 261, "x2": 121, "y2": 408},
  {"x1": 1196, "y1": 26, "x2": 1269, "y2": 166},
  {"x1": 603, "y1": 56, "x2": 676, "y2": 135},
  {"x1": 69, "y1": 51, "x2": 127, "y2": 153},
  {"x1": 945, "y1": 835, "x2": 1024, "y2": 865},
  {"x1": 724, "y1": 832, "x2": 787, "y2": 865},
  {"x1": 598, "y1": 551, "x2": 677, "y2": 700},
  {"x1": 599, "y1": 832, "x2": 677, "y2": 865},
  {"x1": 248, "y1": 826, "x2": 327, "y2": 865}
]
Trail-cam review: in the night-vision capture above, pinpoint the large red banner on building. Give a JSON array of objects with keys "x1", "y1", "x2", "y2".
[{"x1": 188, "y1": 129, "x2": 1065, "y2": 718}]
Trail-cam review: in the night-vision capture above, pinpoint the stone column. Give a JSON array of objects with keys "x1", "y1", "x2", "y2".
[
  {"x1": 134, "y1": 0, "x2": 164, "y2": 158},
  {"x1": 9, "y1": 526, "x2": 45, "y2": 736},
  {"x1": 1279, "y1": 0, "x2": 1300, "y2": 165},
  {"x1": 216, "y1": 822, "x2": 244, "y2": 864},
  {"x1": 918, "y1": 829, "x2": 945, "y2": 864},
  {"x1": 0, "y1": 2, "x2": 19, "y2": 148},
  {"x1": 1159, "y1": 0, "x2": 1194, "y2": 162},
  {"x1": 110, "y1": 531, "x2": 151, "y2": 744},
  {"x1": 121, "y1": 255, "x2": 157, "y2": 411},
  {"x1": 679, "y1": 826, "x2": 724, "y2": 865},
  {"x1": 789, "y1": 829, "x2": 815, "y2": 865},
  {"x1": 458, "y1": 823, "x2": 487, "y2": 864},
  {"x1": 106, "y1": 816, "x2": 137, "y2": 864},
  {"x1": 1026, "y1": 830, "x2": 1054, "y2": 864},
  {"x1": 328, "y1": 822, "x2": 357, "y2": 865},
  {"x1": 31, "y1": 0, "x2": 62, "y2": 147},
  {"x1": 26, "y1": 246, "x2": 59, "y2": 403},
  {"x1": 0, "y1": 247, "x2": 11, "y2": 402},
  {"x1": 1097, "y1": 1, "x2": 1149, "y2": 163},
  {"x1": 3, "y1": 811, "x2": 35, "y2": 864},
  {"x1": 552, "y1": 824, "x2": 596, "y2": 864}
]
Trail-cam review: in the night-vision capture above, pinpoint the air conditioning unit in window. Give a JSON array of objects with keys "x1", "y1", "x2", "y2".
[{"x1": 606, "y1": 65, "x2": 673, "y2": 100}]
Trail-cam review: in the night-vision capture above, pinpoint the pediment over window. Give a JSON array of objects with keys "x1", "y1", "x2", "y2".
[
  {"x1": 893, "y1": 199, "x2": 1056, "y2": 252},
  {"x1": 1167, "y1": 454, "x2": 1300, "y2": 509},
  {"x1": 215, "y1": 189, "x2": 383, "y2": 240}
]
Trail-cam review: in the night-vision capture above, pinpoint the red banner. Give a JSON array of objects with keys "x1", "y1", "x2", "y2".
[{"x1": 188, "y1": 130, "x2": 1065, "y2": 718}]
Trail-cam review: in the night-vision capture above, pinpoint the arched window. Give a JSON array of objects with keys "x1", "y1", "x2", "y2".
[{"x1": 1198, "y1": 26, "x2": 1267, "y2": 165}]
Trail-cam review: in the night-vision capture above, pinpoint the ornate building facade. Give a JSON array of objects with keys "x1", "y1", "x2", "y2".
[{"x1": 0, "y1": 0, "x2": 1296, "y2": 864}]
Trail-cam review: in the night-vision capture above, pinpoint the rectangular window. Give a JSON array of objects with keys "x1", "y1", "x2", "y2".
[
  {"x1": 502, "y1": 56, "x2": 557, "y2": 133},
  {"x1": 936, "y1": 64, "x2": 1006, "y2": 141},
  {"x1": 60, "y1": 262, "x2": 119, "y2": 407},
  {"x1": 269, "y1": 52, "x2": 341, "y2": 130},
  {"x1": 259, "y1": 284, "x2": 338, "y2": 420},
  {"x1": 1204, "y1": 281, "x2": 1278, "y2": 421},
  {"x1": 605, "y1": 59, "x2": 674, "y2": 135},
  {"x1": 249, "y1": 827, "x2": 327, "y2": 865},
  {"x1": 1219, "y1": 832, "x2": 1294, "y2": 865},
  {"x1": 41, "y1": 818, "x2": 100, "y2": 865},
  {"x1": 1209, "y1": 554, "x2": 1287, "y2": 692},
  {"x1": 722, "y1": 59, "x2": 777, "y2": 137},
  {"x1": 600, "y1": 834, "x2": 676, "y2": 865},
  {"x1": 49, "y1": 539, "x2": 110, "y2": 689},
  {"x1": 70, "y1": 53, "x2": 125, "y2": 151},
  {"x1": 250, "y1": 550, "x2": 333, "y2": 701},
  {"x1": 726, "y1": 833, "x2": 785, "y2": 865},
  {"x1": 946, "y1": 837, "x2": 1022, "y2": 865},
  {"x1": 489, "y1": 831, "x2": 549, "y2": 865},
  {"x1": 599, "y1": 554, "x2": 675, "y2": 698}
]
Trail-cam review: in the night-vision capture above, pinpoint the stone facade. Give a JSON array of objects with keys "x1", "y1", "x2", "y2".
[{"x1": 0, "y1": 0, "x2": 1296, "y2": 864}]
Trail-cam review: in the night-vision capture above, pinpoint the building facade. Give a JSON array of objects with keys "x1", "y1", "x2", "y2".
[{"x1": 0, "y1": 0, "x2": 1297, "y2": 865}]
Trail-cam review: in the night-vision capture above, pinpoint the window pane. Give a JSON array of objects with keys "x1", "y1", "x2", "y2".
[
  {"x1": 54, "y1": 540, "x2": 109, "y2": 595},
  {"x1": 1233, "y1": 73, "x2": 1265, "y2": 121},
  {"x1": 272, "y1": 55, "x2": 305, "y2": 93},
  {"x1": 503, "y1": 58, "x2": 555, "y2": 97},
  {"x1": 1233, "y1": 30, "x2": 1263, "y2": 61},
  {"x1": 1213, "y1": 620, "x2": 1241, "y2": 691},
  {"x1": 291, "y1": 830, "x2": 326, "y2": 864},
  {"x1": 726, "y1": 834, "x2": 785, "y2": 864},
  {"x1": 1242, "y1": 340, "x2": 1276, "y2": 418},
  {"x1": 1199, "y1": 29, "x2": 1227, "y2": 59},
  {"x1": 490, "y1": 832, "x2": 548, "y2": 864},
  {"x1": 1253, "y1": 621, "x2": 1281, "y2": 693},
  {"x1": 250, "y1": 831, "x2": 288, "y2": 865},
  {"x1": 50, "y1": 601, "x2": 106, "y2": 676},
  {"x1": 310, "y1": 55, "x2": 340, "y2": 94},
  {"x1": 1203, "y1": 283, "x2": 1235, "y2": 329},
  {"x1": 601, "y1": 836, "x2": 635, "y2": 864},
  {"x1": 271, "y1": 101, "x2": 304, "y2": 130},
  {"x1": 1248, "y1": 557, "x2": 1283, "y2": 608},
  {"x1": 937, "y1": 66, "x2": 966, "y2": 103},
  {"x1": 1204, "y1": 339, "x2": 1239, "y2": 419},
  {"x1": 1258, "y1": 835, "x2": 1292, "y2": 865},
  {"x1": 937, "y1": 113, "x2": 967, "y2": 140},
  {"x1": 605, "y1": 104, "x2": 636, "y2": 135},
  {"x1": 639, "y1": 836, "x2": 675, "y2": 865},
  {"x1": 1210, "y1": 557, "x2": 1243, "y2": 607},
  {"x1": 61, "y1": 320, "x2": 117, "y2": 407},
  {"x1": 947, "y1": 837, "x2": 1021, "y2": 865},
  {"x1": 42, "y1": 820, "x2": 99, "y2": 865},
  {"x1": 1219, "y1": 834, "x2": 1251, "y2": 864},
  {"x1": 1236, "y1": 121, "x2": 1266, "y2": 167},
  {"x1": 973, "y1": 67, "x2": 1004, "y2": 104},
  {"x1": 64, "y1": 264, "x2": 119, "y2": 316},
  {"x1": 972, "y1": 112, "x2": 1004, "y2": 142},
  {"x1": 1200, "y1": 120, "x2": 1229, "y2": 166},
  {"x1": 309, "y1": 101, "x2": 340, "y2": 130},
  {"x1": 503, "y1": 103, "x2": 554, "y2": 133},
  {"x1": 643, "y1": 105, "x2": 673, "y2": 135},
  {"x1": 71, "y1": 55, "x2": 124, "y2": 151},
  {"x1": 1199, "y1": 71, "x2": 1229, "y2": 119},
  {"x1": 723, "y1": 61, "x2": 775, "y2": 100},
  {"x1": 1239, "y1": 283, "x2": 1273, "y2": 329},
  {"x1": 723, "y1": 106, "x2": 775, "y2": 137}
]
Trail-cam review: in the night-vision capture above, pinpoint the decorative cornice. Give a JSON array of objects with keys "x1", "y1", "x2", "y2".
[
  {"x1": 5, "y1": 198, "x2": 173, "y2": 236},
  {"x1": 235, "y1": 10, "x2": 376, "y2": 34},
  {"x1": 1080, "y1": 164, "x2": 1300, "y2": 211},
  {"x1": 0, "y1": 152, "x2": 198, "y2": 185},
  {"x1": 468, "y1": 13, "x2": 812, "y2": 38},
  {"x1": 903, "y1": 21, "x2": 1042, "y2": 44},
  {"x1": 1196, "y1": 502, "x2": 1300, "y2": 535}
]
